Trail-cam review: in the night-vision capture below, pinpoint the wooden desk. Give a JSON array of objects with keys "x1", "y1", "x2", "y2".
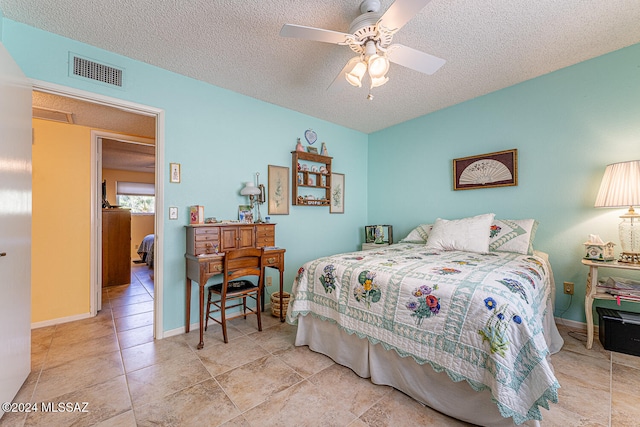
[
  {"x1": 582, "y1": 259, "x2": 640, "y2": 349},
  {"x1": 185, "y1": 248, "x2": 286, "y2": 349}
]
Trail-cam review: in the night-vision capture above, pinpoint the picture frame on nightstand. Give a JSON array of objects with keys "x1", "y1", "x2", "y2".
[{"x1": 364, "y1": 225, "x2": 393, "y2": 245}]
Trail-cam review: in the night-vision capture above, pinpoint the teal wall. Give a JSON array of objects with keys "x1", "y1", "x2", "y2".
[
  {"x1": 368, "y1": 43, "x2": 640, "y2": 324},
  {"x1": 1, "y1": 19, "x2": 368, "y2": 333},
  {"x1": 3, "y1": 15, "x2": 639, "y2": 329}
]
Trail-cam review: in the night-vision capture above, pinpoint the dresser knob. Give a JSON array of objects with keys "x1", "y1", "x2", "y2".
[
  {"x1": 267, "y1": 257, "x2": 276, "y2": 264},
  {"x1": 215, "y1": 265, "x2": 223, "y2": 271}
]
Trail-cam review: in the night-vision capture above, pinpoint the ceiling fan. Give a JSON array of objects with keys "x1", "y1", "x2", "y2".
[{"x1": 280, "y1": 0, "x2": 445, "y2": 99}]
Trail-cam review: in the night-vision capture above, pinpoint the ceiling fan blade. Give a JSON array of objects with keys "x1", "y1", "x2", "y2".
[
  {"x1": 377, "y1": 0, "x2": 433, "y2": 31},
  {"x1": 327, "y1": 59, "x2": 354, "y2": 92},
  {"x1": 279, "y1": 24, "x2": 351, "y2": 45},
  {"x1": 387, "y1": 44, "x2": 445, "y2": 75}
]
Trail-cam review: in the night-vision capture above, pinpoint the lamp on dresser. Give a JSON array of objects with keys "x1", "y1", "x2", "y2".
[
  {"x1": 595, "y1": 160, "x2": 640, "y2": 263},
  {"x1": 240, "y1": 172, "x2": 265, "y2": 223}
]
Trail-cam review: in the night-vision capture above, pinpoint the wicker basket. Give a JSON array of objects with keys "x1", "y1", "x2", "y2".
[{"x1": 270, "y1": 291, "x2": 291, "y2": 317}]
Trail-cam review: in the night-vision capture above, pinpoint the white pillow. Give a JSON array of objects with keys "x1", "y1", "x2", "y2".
[
  {"x1": 400, "y1": 223, "x2": 433, "y2": 243},
  {"x1": 425, "y1": 213, "x2": 495, "y2": 253},
  {"x1": 489, "y1": 219, "x2": 538, "y2": 255}
]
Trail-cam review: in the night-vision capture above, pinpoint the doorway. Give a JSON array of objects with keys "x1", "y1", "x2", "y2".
[{"x1": 31, "y1": 82, "x2": 165, "y2": 339}]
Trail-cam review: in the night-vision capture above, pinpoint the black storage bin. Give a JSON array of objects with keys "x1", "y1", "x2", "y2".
[{"x1": 596, "y1": 307, "x2": 640, "y2": 357}]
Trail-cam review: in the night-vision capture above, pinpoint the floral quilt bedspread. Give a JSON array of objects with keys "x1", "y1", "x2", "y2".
[{"x1": 286, "y1": 243, "x2": 560, "y2": 424}]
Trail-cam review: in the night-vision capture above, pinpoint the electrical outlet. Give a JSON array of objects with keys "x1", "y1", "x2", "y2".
[
  {"x1": 266, "y1": 277, "x2": 273, "y2": 287},
  {"x1": 563, "y1": 282, "x2": 574, "y2": 295}
]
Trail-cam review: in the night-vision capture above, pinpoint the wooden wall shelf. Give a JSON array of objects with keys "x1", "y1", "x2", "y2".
[{"x1": 292, "y1": 151, "x2": 332, "y2": 206}]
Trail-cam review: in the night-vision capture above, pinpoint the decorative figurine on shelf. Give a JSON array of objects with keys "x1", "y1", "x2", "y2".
[
  {"x1": 321, "y1": 142, "x2": 328, "y2": 156},
  {"x1": 296, "y1": 138, "x2": 305, "y2": 152}
]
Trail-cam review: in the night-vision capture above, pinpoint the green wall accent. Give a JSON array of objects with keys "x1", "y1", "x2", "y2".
[
  {"x1": 368, "y1": 43, "x2": 640, "y2": 324},
  {"x1": 2, "y1": 19, "x2": 368, "y2": 333},
  {"x1": 4, "y1": 16, "x2": 640, "y2": 329}
]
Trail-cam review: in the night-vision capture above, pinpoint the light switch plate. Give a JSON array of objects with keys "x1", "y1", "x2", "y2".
[{"x1": 169, "y1": 206, "x2": 178, "y2": 220}]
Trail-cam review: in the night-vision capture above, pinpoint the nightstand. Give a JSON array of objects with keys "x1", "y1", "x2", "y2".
[
  {"x1": 362, "y1": 243, "x2": 389, "y2": 251},
  {"x1": 582, "y1": 259, "x2": 640, "y2": 349}
]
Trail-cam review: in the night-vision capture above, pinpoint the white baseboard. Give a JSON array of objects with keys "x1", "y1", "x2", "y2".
[
  {"x1": 31, "y1": 312, "x2": 92, "y2": 329},
  {"x1": 554, "y1": 317, "x2": 600, "y2": 335}
]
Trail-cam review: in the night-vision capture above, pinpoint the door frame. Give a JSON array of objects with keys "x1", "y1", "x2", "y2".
[
  {"x1": 31, "y1": 79, "x2": 166, "y2": 340},
  {"x1": 94, "y1": 131, "x2": 155, "y2": 313}
]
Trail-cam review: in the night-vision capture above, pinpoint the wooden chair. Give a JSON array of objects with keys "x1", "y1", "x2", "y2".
[{"x1": 205, "y1": 247, "x2": 265, "y2": 343}]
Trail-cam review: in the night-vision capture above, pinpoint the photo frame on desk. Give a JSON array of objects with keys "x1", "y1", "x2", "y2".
[
  {"x1": 268, "y1": 165, "x2": 289, "y2": 215},
  {"x1": 330, "y1": 172, "x2": 345, "y2": 214}
]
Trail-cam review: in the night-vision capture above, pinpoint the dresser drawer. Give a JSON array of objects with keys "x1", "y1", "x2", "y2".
[
  {"x1": 194, "y1": 241, "x2": 219, "y2": 255},
  {"x1": 264, "y1": 251, "x2": 282, "y2": 268},
  {"x1": 207, "y1": 259, "x2": 224, "y2": 274},
  {"x1": 194, "y1": 228, "x2": 219, "y2": 240}
]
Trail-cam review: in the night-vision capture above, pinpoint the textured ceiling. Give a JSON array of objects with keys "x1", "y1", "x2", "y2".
[{"x1": 5, "y1": 0, "x2": 640, "y2": 133}]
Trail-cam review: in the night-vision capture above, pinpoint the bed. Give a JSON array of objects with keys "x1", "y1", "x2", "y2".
[
  {"x1": 136, "y1": 234, "x2": 155, "y2": 268},
  {"x1": 286, "y1": 215, "x2": 564, "y2": 426}
]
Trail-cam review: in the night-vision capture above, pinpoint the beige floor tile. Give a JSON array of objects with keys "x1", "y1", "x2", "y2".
[
  {"x1": 121, "y1": 335, "x2": 192, "y2": 373},
  {"x1": 273, "y1": 344, "x2": 335, "y2": 378},
  {"x1": 114, "y1": 311, "x2": 153, "y2": 332},
  {"x1": 33, "y1": 351, "x2": 124, "y2": 403},
  {"x1": 245, "y1": 321, "x2": 297, "y2": 353},
  {"x1": 126, "y1": 352, "x2": 211, "y2": 408},
  {"x1": 111, "y1": 301, "x2": 154, "y2": 319},
  {"x1": 93, "y1": 410, "x2": 137, "y2": 427},
  {"x1": 359, "y1": 388, "x2": 471, "y2": 426},
  {"x1": 0, "y1": 407, "x2": 28, "y2": 427},
  {"x1": 540, "y1": 403, "x2": 608, "y2": 426},
  {"x1": 196, "y1": 335, "x2": 269, "y2": 377},
  {"x1": 218, "y1": 415, "x2": 251, "y2": 427},
  {"x1": 106, "y1": 283, "x2": 148, "y2": 299},
  {"x1": 552, "y1": 370, "x2": 610, "y2": 426},
  {"x1": 227, "y1": 311, "x2": 281, "y2": 334},
  {"x1": 24, "y1": 375, "x2": 131, "y2": 427},
  {"x1": 117, "y1": 325, "x2": 154, "y2": 349},
  {"x1": 612, "y1": 363, "x2": 640, "y2": 397},
  {"x1": 612, "y1": 389, "x2": 640, "y2": 426},
  {"x1": 109, "y1": 293, "x2": 153, "y2": 307},
  {"x1": 134, "y1": 379, "x2": 240, "y2": 427},
  {"x1": 215, "y1": 355, "x2": 303, "y2": 412},
  {"x1": 242, "y1": 379, "x2": 358, "y2": 426},
  {"x1": 50, "y1": 317, "x2": 116, "y2": 348},
  {"x1": 611, "y1": 351, "x2": 640, "y2": 370},
  {"x1": 550, "y1": 348, "x2": 611, "y2": 391},
  {"x1": 308, "y1": 363, "x2": 392, "y2": 417},
  {"x1": 554, "y1": 325, "x2": 610, "y2": 361},
  {"x1": 44, "y1": 332, "x2": 120, "y2": 369},
  {"x1": 183, "y1": 323, "x2": 244, "y2": 349}
]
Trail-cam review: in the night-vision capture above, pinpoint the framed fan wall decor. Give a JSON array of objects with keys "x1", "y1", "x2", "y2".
[{"x1": 453, "y1": 149, "x2": 518, "y2": 190}]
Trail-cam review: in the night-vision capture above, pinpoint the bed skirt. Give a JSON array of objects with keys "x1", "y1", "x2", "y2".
[{"x1": 295, "y1": 300, "x2": 563, "y2": 427}]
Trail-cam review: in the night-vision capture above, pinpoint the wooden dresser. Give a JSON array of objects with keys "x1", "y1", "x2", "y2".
[
  {"x1": 186, "y1": 223, "x2": 275, "y2": 256},
  {"x1": 102, "y1": 208, "x2": 131, "y2": 287},
  {"x1": 185, "y1": 223, "x2": 285, "y2": 349}
]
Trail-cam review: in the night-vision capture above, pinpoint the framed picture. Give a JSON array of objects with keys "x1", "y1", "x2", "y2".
[
  {"x1": 453, "y1": 149, "x2": 518, "y2": 191},
  {"x1": 170, "y1": 163, "x2": 181, "y2": 183},
  {"x1": 307, "y1": 146, "x2": 318, "y2": 154},
  {"x1": 268, "y1": 165, "x2": 289, "y2": 215},
  {"x1": 330, "y1": 172, "x2": 345, "y2": 214},
  {"x1": 238, "y1": 205, "x2": 253, "y2": 223}
]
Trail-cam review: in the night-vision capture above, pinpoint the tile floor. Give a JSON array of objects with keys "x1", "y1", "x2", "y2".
[{"x1": 2, "y1": 264, "x2": 640, "y2": 426}]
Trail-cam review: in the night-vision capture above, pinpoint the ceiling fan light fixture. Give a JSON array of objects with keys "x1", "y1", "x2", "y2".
[
  {"x1": 345, "y1": 57, "x2": 367, "y2": 87},
  {"x1": 370, "y1": 75, "x2": 389, "y2": 89},
  {"x1": 367, "y1": 54, "x2": 389, "y2": 79}
]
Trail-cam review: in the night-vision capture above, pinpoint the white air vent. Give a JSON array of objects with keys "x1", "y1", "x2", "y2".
[{"x1": 70, "y1": 54, "x2": 123, "y2": 87}]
